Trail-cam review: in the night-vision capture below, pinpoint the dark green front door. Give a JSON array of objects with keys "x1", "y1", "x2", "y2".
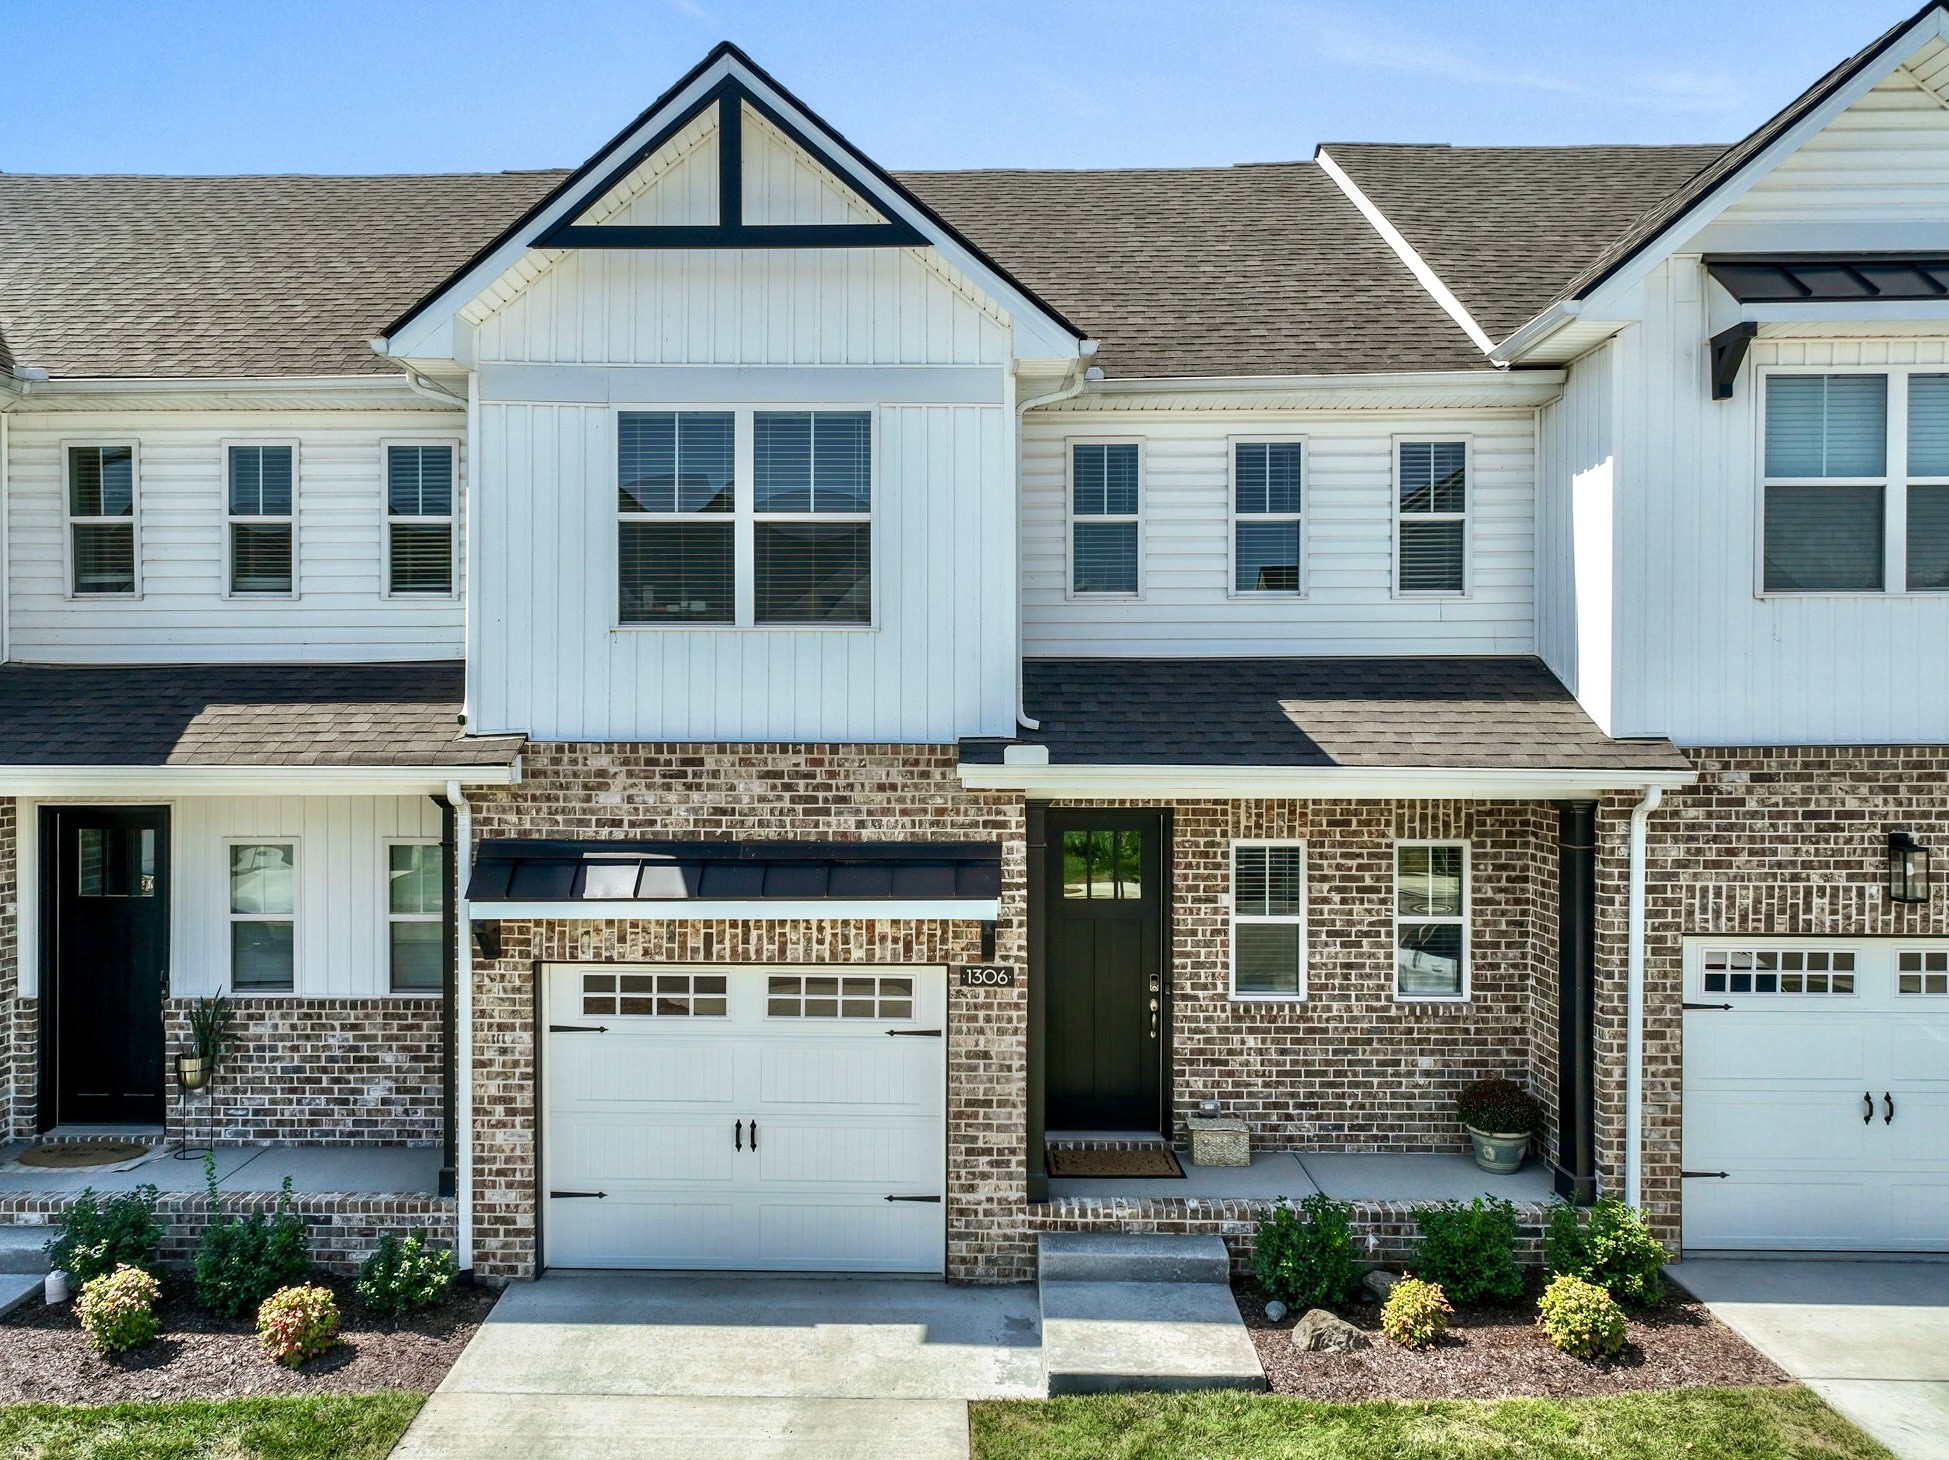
[
  {"x1": 49, "y1": 807, "x2": 169, "y2": 1125},
  {"x1": 1044, "y1": 809, "x2": 1165, "y2": 1131}
]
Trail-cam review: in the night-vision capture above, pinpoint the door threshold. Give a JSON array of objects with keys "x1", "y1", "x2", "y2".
[
  {"x1": 1046, "y1": 1130, "x2": 1168, "y2": 1143},
  {"x1": 38, "y1": 1125, "x2": 165, "y2": 1142}
]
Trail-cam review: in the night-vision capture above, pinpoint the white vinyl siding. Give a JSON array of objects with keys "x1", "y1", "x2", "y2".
[
  {"x1": 4, "y1": 410, "x2": 467, "y2": 663},
  {"x1": 1023, "y1": 412, "x2": 1535, "y2": 657},
  {"x1": 1231, "y1": 842, "x2": 1305, "y2": 999}
]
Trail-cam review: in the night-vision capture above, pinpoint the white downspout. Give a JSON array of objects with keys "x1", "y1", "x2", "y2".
[
  {"x1": 445, "y1": 779, "x2": 474, "y2": 1271},
  {"x1": 1012, "y1": 349, "x2": 1098, "y2": 729},
  {"x1": 1625, "y1": 784, "x2": 1663, "y2": 1209}
]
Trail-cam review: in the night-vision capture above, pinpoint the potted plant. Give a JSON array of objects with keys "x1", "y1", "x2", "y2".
[
  {"x1": 1456, "y1": 1077, "x2": 1541, "y2": 1174},
  {"x1": 179, "y1": 995, "x2": 235, "y2": 1092}
]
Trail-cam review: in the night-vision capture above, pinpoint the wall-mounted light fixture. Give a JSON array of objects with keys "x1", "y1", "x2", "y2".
[{"x1": 1889, "y1": 831, "x2": 1931, "y2": 904}]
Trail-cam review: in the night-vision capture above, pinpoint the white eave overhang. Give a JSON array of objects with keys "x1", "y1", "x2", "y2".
[
  {"x1": 0, "y1": 762, "x2": 521, "y2": 797},
  {"x1": 3, "y1": 375, "x2": 455, "y2": 413},
  {"x1": 469, "y1": 898, "x2": 999, "y2": 922},
  {"x1": 1061, "y1": 368, "x2": 1565, "y2": 413},
  {"x1": 957, "y1": 763, "x2": 1698, "y2": 801}
]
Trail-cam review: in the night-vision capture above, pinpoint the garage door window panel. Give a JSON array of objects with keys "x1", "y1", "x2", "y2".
[
  {"x1": 1701, "y1": 947, "x2": 1856, "y2": 996},
  {"x1": 582, "y1": 971, "x2": 727, "y2": 1017},
  {"x1": 767, "y1": 974, "x2": 913, "y2": 1019},
  {"x1": 1898, "y1": 950, "x2": 1949, "y2": 996}
]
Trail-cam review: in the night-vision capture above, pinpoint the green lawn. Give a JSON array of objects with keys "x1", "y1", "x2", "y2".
[
  {"x1": 0, "y1": 1395, "x2": 424, "y2": 1460},
  {"x1": 971, "y1": 1385, "x2": 1890, "y2": 1460}
]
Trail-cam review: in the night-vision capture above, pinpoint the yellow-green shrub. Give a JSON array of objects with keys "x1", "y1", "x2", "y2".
[
  {"x1": 1379, "y1": 1276, "x2": 1452, "y2": 1349},
  {"x1": 1536, "y1": 1273, "x2": 1628, "y2": 1359},
  {"x1": 76, "y1": 1263, "x2": 162, "y2": 1354},
  {"x1": 257, "y1": 1283, "x2": 341, "y2": 1368}
]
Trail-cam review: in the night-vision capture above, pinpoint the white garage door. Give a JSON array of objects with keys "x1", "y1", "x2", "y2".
[
  {"x1": 543, "y1": 964, "x2": 946, "y2": 1273},
  {"x1": 1683, "y1": 940, "x2": 1949, "y2": 1252}
]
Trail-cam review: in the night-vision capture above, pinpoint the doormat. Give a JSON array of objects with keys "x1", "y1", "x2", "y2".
[
  {"x1": 14, "y1": 1142, "x2": 151, "y2": 1169},
  {"x1": 1046, "y1": 1146, "x2": 1185, "y2": 1179}
]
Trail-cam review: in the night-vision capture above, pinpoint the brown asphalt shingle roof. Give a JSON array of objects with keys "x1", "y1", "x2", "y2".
[
  {"x1": 960, "y1": 657, "x2": 1688, "y2": 772},
  {"x1": 0, "y1": 662, "x2": 522, "y2": 768},
  {"x1": 1321, "y1": 144, "x2": 1729, "y2": 343}
]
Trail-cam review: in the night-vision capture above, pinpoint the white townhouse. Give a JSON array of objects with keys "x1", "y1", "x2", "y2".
[{"x1": 0, "y1": 5, "x2": 1944, "y2": 1280}]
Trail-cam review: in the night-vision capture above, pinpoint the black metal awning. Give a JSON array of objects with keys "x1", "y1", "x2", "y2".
[
  {"x1": 1706, "y1": 254, "x2": 1949, "y2": 303},
  {"x1": 465, "y1": 838, "x2": 1002, "y2": 917}
]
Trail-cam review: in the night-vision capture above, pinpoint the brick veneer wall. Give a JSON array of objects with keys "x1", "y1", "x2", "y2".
[
  {"x1": 464, "y1": 744, "x2": 1030, "y2": 1283},
  {"x1": 161, "y1": 999, "x2": 443, "y2": 1147},
  {"x1": 1592, "y1": 746, "x2": 1949, "y2": 1248}
]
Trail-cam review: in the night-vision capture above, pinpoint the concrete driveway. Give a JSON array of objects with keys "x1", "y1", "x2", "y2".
[
  {"x1": 388, "y1": 1273, "x2": 1044, "y2": 1460},
  {"x1": 1674, "y1": 1259, "x2": 1949, "y2": 1460}
]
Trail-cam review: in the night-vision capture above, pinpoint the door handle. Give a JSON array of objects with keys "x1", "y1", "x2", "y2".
[
  {"x1": 750, "y1": 1119, "x2": 758, "y2": 1151},
  {"x1": 1884, "y1": 1092, "x2": 1895, "y2": 1126},
  {"x1": 735, "y1": 1118, "x2": 743, "y2": 1151},
  {"x1": 1148, "y1": 996, "x2": 1159, "y2": 1040},
  {"x1": 1863, "y1": 1091, "x2": 1874, "y2": 1125}
]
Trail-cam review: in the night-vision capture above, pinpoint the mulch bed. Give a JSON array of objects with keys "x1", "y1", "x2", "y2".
[
  {"x1": 0, "y1": 1275, "x2": 496, "y2": 1403},
  {"x1": 1234, "y1": 1273, "x2": 1791, "y2": 1401}
]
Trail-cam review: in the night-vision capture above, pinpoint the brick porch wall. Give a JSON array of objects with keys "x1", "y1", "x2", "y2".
[
  {"x1": 161, "y1": 999, "x2": 444, "y2": 1147},
  {"x1": 1591, "y1": 746, "x2": 1949, "y2": 1249}
]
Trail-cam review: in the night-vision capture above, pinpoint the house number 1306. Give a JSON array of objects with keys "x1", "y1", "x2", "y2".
[{"x1": 958, "y1": 965, "x2": 1015, "y2": 988}]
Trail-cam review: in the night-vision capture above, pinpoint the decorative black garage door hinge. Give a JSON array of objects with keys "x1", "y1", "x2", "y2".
[
  {"x1": 885, "y1": 1194, "x2": 942, "y2": 1203},
  {"x1": 549, "y1": 1190, "x2": 608, "y2": 1199},
  {"x1": 1681, "y1": 1003, "x2": 1733, "y2": 1011},
  {"x1": 549, "y1": 1024, "x2": 610, "y2": 1033},
  {"x1": 1679, "y1": 1171, "x2": 1729, "y2": 1179},
  {"x1": 886, "y1": 1028, "x2": 943, "y2": 1037}
]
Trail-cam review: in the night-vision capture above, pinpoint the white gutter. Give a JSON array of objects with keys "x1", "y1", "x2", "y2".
[
  {"x1": 1316, "y1": 148, "x2": 1500, "y2": 359},
  {"x1": 1490, "y1": 301, "x2": 1585, "y2": 367},
  {"x1": 445, "y1": 781, "x2": 475, "y2": 1272},
  {"x1": 471, "y1": 898, "x2": 1002, "y2": 922},
  {"x1": 1624, "y1": 784, "x2": 1664, "y2": 1209},
  {"x1": 14, "y1": 373, "x2": 442, "y2": 404},
  {"x1": 1012, "y1": 353, "x2": 1097, "y2": 729},
  {"x1": 1079, "y1": 367, "x2": 1561, "y2": 400},
  {"x1": 959, "y1": 763, "x2": 1696, "y2": 802}
]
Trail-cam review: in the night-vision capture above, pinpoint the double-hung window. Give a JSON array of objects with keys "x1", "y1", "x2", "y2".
[
  {"x1": 386, "y1": 444, "x2": 456, "y2": 595},
  {"x1": 618, "y1": 411, "x2": 735, "y2": 624},
  {"x1": 229, "y1": 841, "x2": 297, "y2": 992},
  {"x1": 387, "y1": 842, "x2": 444, "y2": 992},
  {"x1": 1070, "y1": 441, "x2": 1140, "y2": 595},
  {"x1": 1232, "y1": 843, "x2": 1305, "y2": 998},
  {"x1": 66, "y1": 444, "x2": 138, "y2": 595},
  {"x1": 227, "y1": 443, "x2": 296, "y2": 595},
  {"x1": 1396, "y1": 440, "x2": 1467, "y2": 594},
  {"x1": 754, "y1": 411, "x2": 872, "y2": 624},
  {"x1": 1763, "y1": 370, "x2": 1949, "y2": 592},
  {"x1": 1395, "y1": 842, "x2": 1468, "y2": 1000},
  {"x1": 1232, "y1": 441, "x2": 1303, "y2": 593}
]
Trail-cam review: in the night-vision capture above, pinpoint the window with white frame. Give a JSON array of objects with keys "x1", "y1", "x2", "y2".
[
  {"x1": 229, "y1": 842, "x2": 296, "y2": 991},
  {"x1": 1762, "y1": 370, "x2": 1949, "y2": 592},
  {"x1": 1396, "y1": 441, "x2": 1467, "y2": 593},
  {"x1": 227, "y1": 444, "x2": 295, "y2": 594},
  {"x1": 1395, "y1": 842, "x2": 1467, "y2": 999},
  {"x1": 386, "y1": 445, "x2": 456, "y2": 595},
  {"x1": 1070, "y1": 441, "x2": 1140, "y2": 595},
  {"x1": 66, "y1": 444, "x2": 138, "y2": 595},
  {"x1": 754, "y1": 411, "x2": 872, "y2": 624},
  {"x1": 1232, "y1": 843, "x2": 1305, "y2": 997},
  {"x1": 1232, "y1": 441, "x2": 1302, "y2": 593},
  {"x1": 387, "y1": 842, "x2": 444, "y2": 992},
  {"x1": 618, "y1": 411, "x2": 735, "y2": 624}
]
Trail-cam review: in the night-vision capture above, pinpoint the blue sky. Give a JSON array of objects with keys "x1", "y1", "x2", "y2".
[{"x1": 6, "y1": 1, "x2": 1926, "y2": 175}]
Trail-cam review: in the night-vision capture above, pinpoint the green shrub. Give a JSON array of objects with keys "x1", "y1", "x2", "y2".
[
  {"x1": 1411, "y1": 1196, "x2": 1525, "y2": 1306},
  {"x1": 1545, "y1": 1197, "x2": 1667, "y2": 1304},
  {"x1": 45, "y1": 1185, "x2": 164, "y2": 1283},
  {"x1": 1537, "y1": 1273, "x2": 1628, "y2": 1359},
  {"x1": 356, "y1": 1231, "x2": 457, "y2": 1317},
  {"x1": 1251, "y1": 1194, "x2": 1360, "y2": 1311},
  {"x1": 76, "y1": 1263, "x2": 162, "y2": 1354},
  {"x1": 1380, "y1": 1276, "x2": 1453, "y2": 1349},
  {"x1": 193, "y1": 1157, "x2": 310, "y2": 1319},
  {"x1": 257, "y1": 1283, "x2": 341, "y2": 1368},
  {"x1": 1455, "y1": 1078, "x2": 1542, "y2": 1135}
]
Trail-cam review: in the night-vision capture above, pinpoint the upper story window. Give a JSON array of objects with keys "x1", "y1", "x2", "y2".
[
  {"x1": 227, "y1": 443, "x2": 296, "y2": 595},
  {"x1": 1397, "y1": 441, "x2": 1467, "y2": 594},
  {"x1": 1232, "y1": 842, "x2": 1305, "y2": 998},
  {"x1": 66, "y1": 444, "x2": 138, "y2": 596},
  {"x1": 1763, "y1": 371, "x2": 1949, "y2": 593},
  {"x1": 616, "y1": 409, "x2": 870, "y2": 627},
  {"x1": 1396, "y1": 842, "x2": 1468, "y2": 1000},
  {"x1": 1070, "y1": 441, "x2": 1140, "y2": 595},
  {"x1": 1232, "y1": 441, "x2": 1303, "y2": 593},
  {"x1": 386, "y1": 444, "x2": 456, "y2": 596}
]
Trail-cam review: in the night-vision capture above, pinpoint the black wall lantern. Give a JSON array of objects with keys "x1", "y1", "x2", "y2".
[{"x1": 1889, "y1": 831, "x2": 1931, "y2": 904}]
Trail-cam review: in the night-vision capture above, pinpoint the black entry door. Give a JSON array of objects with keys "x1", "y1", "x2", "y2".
[
  {"x1": 50, "y1": 807, "x2": 169, "y2": 1125},
  {"x1": 1044, "y1": 809, "x2": 1166, "y2": 1131}
]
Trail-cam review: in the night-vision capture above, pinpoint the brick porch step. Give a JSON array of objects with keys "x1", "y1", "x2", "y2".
[
  {"x1": 0, "y1": 1224, "x2": 49, "y2": 1275},
  {"x1": 1038, "y1": 1231, "x2": 1230, "y2": 1285}
]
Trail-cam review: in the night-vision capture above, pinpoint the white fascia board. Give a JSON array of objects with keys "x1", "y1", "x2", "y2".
[
  {"x1": 473, "y1": 899, "x2": 1000, "y2": 922},
  {"x1": 0, "y1": 764, "x2": 519, "y2": 796},
  {"x1": 957, "y1": 763, "x2": 1697, "y2": 800},
  {"x1": 1316, "y1": 148, "x2": 1498, "y2": 357},
  {"x1": 1069, "y1": 367, "x2": 1565, "y2": 411},
  {"x1": 13, "y1": 375, "x2": 442, "y2": 410}
]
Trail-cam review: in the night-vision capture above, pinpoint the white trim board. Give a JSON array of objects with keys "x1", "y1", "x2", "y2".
[
  {"x1": 957, "y1": 764, "x2": 1696, "y2": 800},
  {"x1": 472, "y1": 899, "x2": 1000, "y2": 921},
  {"x1": 0, "y1": 764, "x2": 519, "y2": 796}
]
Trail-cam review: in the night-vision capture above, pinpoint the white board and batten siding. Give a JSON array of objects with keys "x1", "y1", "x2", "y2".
[
  {"x1": 1535, "y1": 340, "x2": 1615, "y2": 732},
  {"x1": 4, "y1": 410, "x2": 465, "y2": 664},
  {"x1": 1019, "y1": 411, "x2": 1537, "y2": 658}
]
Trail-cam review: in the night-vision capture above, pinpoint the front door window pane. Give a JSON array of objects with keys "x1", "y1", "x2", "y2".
[{"x1": 1061, "y1": 829, "x2": 1142, "y2": 899}]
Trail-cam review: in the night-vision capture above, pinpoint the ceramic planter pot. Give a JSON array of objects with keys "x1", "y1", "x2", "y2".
[
  {"x1": 1465, "y1": 1125, "x2": 1529, "y2": 1174},
  {"x1": 177, "y1": 1055, "x2": 208, "y2": 1091}
]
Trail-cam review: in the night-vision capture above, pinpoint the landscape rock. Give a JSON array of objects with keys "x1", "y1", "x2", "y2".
[
  {"x1": 1362, "y1": 1269, "x2": 1401, "y2": 1303},
  {"x1": 1290, "y1": 1308, "x2": 1370, "y2": 1353},
  {"x1": 1264, "y1": 1300, "x2": 1288, "y2": 1323}
]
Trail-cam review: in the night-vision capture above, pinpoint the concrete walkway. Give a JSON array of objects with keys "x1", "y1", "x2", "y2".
[
  {"x1": 1674, "y1": 1258, "x2": 1949, "y2": 1460},
  {"x1": 389, "y1": 1273, "x2": 1044, "y2": 1460}
]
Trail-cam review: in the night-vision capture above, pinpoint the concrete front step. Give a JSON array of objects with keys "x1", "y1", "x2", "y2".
[
  {"x1": 0, "y1": 1225, "x2": 50, "y2": 1275},
  {"x1": 1039, "y1": 1280, "x2": 1266, "y2": 1394},
  {"x1": 1037, "y1": 1232, "x2": 1230, "y2": 1286}
]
